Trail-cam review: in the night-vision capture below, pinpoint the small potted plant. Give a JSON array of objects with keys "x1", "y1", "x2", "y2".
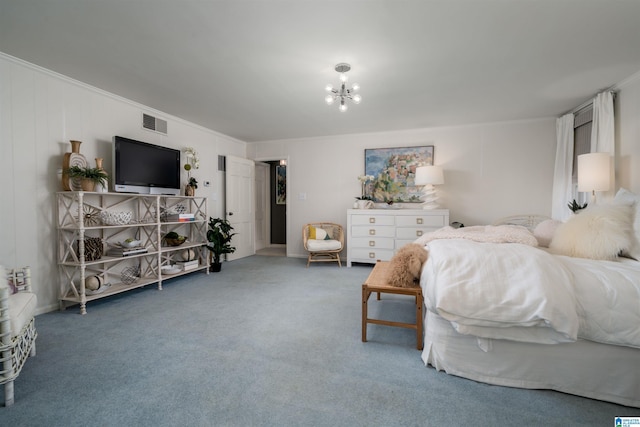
[
  {"x1": 66, "y1": 165, "x2": 109, "y2": 192},
  {"x1": 204, "y1": 217, "x2": 236, "y2": 272},
  {"x1": 185, "y1": 177, "x2": 198, "y2": 196},
  {"x1": 568, "y1": 199, "x2": 588, "y2": 213}
]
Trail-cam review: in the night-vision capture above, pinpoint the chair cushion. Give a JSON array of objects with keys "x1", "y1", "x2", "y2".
[
  {"x1": 307, "y1": 239, "x2": 341, "y2": 251},
  {"x1": 8, "y1": 292, "x2": 37, "y2": 337}
]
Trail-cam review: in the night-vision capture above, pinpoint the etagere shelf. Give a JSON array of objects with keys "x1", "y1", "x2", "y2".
[{"x1": 56, "y1": 191, "x2": 209, "y2": 314}]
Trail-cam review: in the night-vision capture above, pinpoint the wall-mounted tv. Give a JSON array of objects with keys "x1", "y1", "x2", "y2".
[{"x1": 113, "y1": 136, "x2": 181, "y2": 195}]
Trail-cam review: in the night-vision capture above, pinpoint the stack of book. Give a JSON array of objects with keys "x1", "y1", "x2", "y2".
[
  {"x1": 107, "y1": 246, "x2": 148, "y2": 257},
  {"x1": 176, "y1": 259, "x2": 199, "y2": 271},
  {"x1": 163, "y1": 213, "x2": 195, "y2": 222}
]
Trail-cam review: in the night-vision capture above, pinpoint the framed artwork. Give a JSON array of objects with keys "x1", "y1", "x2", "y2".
[
  {"x1": 364, "y1": 145, "x2": 434, "y2": 203},
  {"x1": 276, "y1": 165, "x2": 286, "y2": 205}
]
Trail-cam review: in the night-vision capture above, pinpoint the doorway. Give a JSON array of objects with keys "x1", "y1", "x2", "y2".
[{"x1": 255, "y1": 159, "x2": 288, "y2": 257}]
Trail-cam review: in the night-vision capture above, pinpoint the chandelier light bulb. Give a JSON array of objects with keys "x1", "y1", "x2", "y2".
[
  {"x1": 339, "y1": 73, "x2": 348, "y2": 83},
  {"x1": 339, "y1": 103, "x2": 348, "y2": 112},
  {"x1": 325, "y1": 84, "x2": 333, "y2": 92},
  {"x1": 352, "y1": 83, "x2": 360, "y2": 92},
  {"x1": 352, "y1": 94, "x2": 362, "y2": 104},
  {"x1": 325, "y1": 95, "x2": 335, "y2": 105}
]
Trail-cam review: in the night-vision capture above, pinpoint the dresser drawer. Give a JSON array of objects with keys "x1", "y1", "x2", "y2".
[
  {"x1": 350, "y1": 237, "x2": 395, "y2": 250},
  {"x1": 350, "y1": 214, "x2": 395, "y2": 226},
  {"x1": 396, "y1": 227, "x2": 431, "y2": 240},
  {"x1": 350, "y1": 225, "x2": 395, "y2": 238},
  {"x1": 350, "y1": 247, "x2": 394, "y2": 262},
  {"x1": 396, "y1": 215, "x2": 447, "y2": 228}
]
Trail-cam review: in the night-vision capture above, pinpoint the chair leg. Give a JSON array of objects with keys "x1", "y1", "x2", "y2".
[
  {"x1": 306, "y1": 254, "x2": 311, "y2": 268},
  {"x1": 4, "y1": 381, "x2": 14, "y2": 407}
]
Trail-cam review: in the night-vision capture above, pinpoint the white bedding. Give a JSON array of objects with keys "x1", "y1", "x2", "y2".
[{"x1": 421, "y1": 239, "x2": 640, "y2": 348}]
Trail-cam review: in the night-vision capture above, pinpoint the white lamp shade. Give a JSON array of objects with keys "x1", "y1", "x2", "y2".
[
  {"x1": 577, "y1": 153, "x2": 610, "y2": 192},
  {"x1": 415, "y1": 166, "x2": 444, "y2": 186}
]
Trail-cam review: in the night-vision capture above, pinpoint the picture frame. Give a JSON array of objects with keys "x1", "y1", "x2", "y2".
[
  {"x1": 364, "y1": 145, "x2": 434, "y2": 203},
  {"x1": 276, "y1": 165, "x2": 286, "y2": 205}
]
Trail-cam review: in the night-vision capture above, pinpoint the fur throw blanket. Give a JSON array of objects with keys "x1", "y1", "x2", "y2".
[{"x1": 414, "y1": 225, "x2": 538, "y2": 247}]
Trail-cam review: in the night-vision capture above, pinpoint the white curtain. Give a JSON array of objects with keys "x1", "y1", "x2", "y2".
[
  {"x1": 551, "y1": 114, "x2": 574, "y2": 221},
  {"x1": 590, "y1": 91, "x2": 615, "y2": 200}
]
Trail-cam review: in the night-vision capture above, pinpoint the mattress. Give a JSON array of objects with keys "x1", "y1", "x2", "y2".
[{"x1": 422, "y1": 310, "x2": 640, "y2": 408}]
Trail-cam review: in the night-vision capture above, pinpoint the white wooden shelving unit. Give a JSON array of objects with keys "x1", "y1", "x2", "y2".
[{"x1": 56, "y1": 191, "x2": 209, "y2": 314}]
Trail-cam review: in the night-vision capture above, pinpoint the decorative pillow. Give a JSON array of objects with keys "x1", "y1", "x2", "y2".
[
  {"x1": 533, "y1": 219, "x2": 561, "y2": 248},
  {"x1": 613, "y1": 188, "x2": 640, "y2": 260},
  {"x1": 309, "y1": 226, "x2": 328, "y2": 240},
  {"x1": 549, "y1": 203, "x2": 634, "y2": 260}
]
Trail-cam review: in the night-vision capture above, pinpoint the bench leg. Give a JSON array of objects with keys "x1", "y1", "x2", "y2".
[
  {"x1": 4, "y1": 381, "x2": 14, "y2": 407},
  {"x1": 416, "y1": 296, "x2": 423, "y2": 350},
  {"x1": 362, "y1": 286, "x2": 371, "y2": 342}
]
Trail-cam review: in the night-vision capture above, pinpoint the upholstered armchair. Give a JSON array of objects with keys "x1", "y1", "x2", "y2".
[
  {"x1": 302, "y1": 223, "x2": 344, "y2": 267},
  {"x1": 0, "y1": 266, "x2": 37, "y2": 406}
]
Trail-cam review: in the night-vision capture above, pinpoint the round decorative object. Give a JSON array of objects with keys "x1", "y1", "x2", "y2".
[
  {"x1": 77, "y1": 204, "x2": 101, "y2": 226},
  {"x1": 100, "y1": 211, "x2": 133, "y2": 226},
  {"x1": 62, "y1": 140, "x2": 88, "y2": 191},
  {"x1": 121, "y1": 265, "x2": 140, "y2": 285},
  {"x1": 180, "y1": 249, "x2": 196, "y2": 261},
  {"x1": 84, "y1": 275, "x2": 103, "y2": 291}
]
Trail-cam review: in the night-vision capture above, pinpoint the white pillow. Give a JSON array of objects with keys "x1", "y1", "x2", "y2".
[
  {"x1": 614, "y1": 188, "x2": 640, "y2": 260},
  {"x1": 533, "y1": 219, "x2": 561, "y2": 248},
  {"x1": 549, "y1": 203, "x2": 634, "y2": 260}
]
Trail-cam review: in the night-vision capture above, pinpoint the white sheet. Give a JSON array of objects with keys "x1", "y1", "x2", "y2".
[
  {"x1": 556, "y1": 254, "x2": 640, "y2": 349},
  {"x1": 422, "y1": 239, "x2": 578, "y2": 344}
]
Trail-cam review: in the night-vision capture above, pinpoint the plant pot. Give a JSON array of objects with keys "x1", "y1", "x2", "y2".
[
  {"x1": 210, "y1": 262, "x2": 222, "y2": 272},
  {"x1": 81, "y1": 178, "x2": 96, "y2": 192}
]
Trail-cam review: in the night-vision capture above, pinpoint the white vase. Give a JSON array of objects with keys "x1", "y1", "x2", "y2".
[{"x1": 356, "y1": 200, "x2": 373, "y2": 209}]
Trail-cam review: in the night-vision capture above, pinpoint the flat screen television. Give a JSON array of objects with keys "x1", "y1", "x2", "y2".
[{"x1": 113, "y1": 136, "x2": 181, "y2": 195}]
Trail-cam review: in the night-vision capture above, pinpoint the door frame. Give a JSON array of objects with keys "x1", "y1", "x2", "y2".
[{"x1": 254, "y1": 156, "x2": 290, "y2": 256}]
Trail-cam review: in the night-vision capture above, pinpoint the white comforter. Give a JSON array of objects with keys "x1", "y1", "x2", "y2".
[{"x1": 421, "y1": 239, "x2": 640, "y2": 348}]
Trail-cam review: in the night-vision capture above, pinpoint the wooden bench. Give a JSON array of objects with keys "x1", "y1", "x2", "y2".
[{"x1": 361, "y1": 260, "x2": 424, "y2": 350}]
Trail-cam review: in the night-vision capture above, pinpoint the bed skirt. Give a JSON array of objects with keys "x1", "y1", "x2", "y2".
[{"x1": 422, "y1": 310, "x2": 640, "y2": 408}]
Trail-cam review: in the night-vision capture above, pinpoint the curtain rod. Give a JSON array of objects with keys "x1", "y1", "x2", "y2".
[{"x1": 563, "y1": 90, "x2": 617, "y2": 116}]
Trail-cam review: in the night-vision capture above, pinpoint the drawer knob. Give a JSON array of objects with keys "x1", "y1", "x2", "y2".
[
  {"x1": 369, "y1": 241, "x2": 375, "y2": 247},
  {"x1": 416, "y1": 218, "x2": 423, "y2": 224},
  {"x1": 369, "y1": 252, "x2": 375, "y2": 258},
  {"x1": 369, "y1": 229, "x2": 376, "y2": 235},
  {"x1": 416, "y1": 230, "x2": 423, "y2": 236},
  {"x1": 369, "y1": 217, "x2": 376, "y2": 224}
]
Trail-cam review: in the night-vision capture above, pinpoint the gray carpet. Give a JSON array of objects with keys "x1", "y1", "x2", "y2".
[{"x1": 1, "y1": 256, "x2": 632, "y2": 426}]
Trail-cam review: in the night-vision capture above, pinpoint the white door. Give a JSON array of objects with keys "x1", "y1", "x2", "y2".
[{"x1": 225, "y1": 155, "x2": 255, "y2": 260}]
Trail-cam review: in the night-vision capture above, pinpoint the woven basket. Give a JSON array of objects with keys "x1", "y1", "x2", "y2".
[
  {"x1": 76, "y1": 237, "x2": 104, "y2": 261},
  {"x1": 165, "y1": 236, "x2": 187, "y2": 246}
]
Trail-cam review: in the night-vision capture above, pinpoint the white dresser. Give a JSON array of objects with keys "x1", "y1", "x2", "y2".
[{"x1": 346, "y1": 208, "x2": 449, "y2": 267}]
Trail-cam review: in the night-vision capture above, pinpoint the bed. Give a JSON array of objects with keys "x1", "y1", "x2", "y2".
[{"x1": 415, "y1": 194, "x2": 640, "y2": 408}]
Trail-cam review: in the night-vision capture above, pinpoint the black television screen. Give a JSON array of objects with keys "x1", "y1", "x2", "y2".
[{"x1": 113, "y1": 136, "x2": 181, "y2": 195}]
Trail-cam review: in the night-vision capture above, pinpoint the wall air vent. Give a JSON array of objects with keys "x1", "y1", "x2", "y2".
[{"x1": 142, "y1": 113, "x2": 168, "y2": 134}]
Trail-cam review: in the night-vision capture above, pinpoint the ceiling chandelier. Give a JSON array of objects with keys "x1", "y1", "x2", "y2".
[{"x1": 325, "y1": 63, "x2": 361, "y2": 112}]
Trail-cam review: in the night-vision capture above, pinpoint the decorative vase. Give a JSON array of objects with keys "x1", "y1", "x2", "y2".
[
  {"x1": 62, "y1": 140, "x2": 87, "y2": 191},
  {"x1": 95, "y1": 157, "x2": 108, "y2": 193},
  {"x1": 356, "y1": 200, "x2": 373, "y2": 209},
  {"x1": 185, "y1": 185, "x2": 195, "y2": 197}
]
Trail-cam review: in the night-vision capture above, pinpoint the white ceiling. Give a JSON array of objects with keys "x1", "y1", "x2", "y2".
[{"x1": 2, "y1": 1, "x2": 640, "y2": 143}]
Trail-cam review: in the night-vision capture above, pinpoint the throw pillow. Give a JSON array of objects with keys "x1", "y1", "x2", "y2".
[
  {"x1": 309, "y1": 226, "x2": 328, "y2": 240},
  {"x1": 533, "y1": 219, "x2": 561, "y2": 248},
  {"x1": 613, "y1": 188, "x2": 640, "y2": 260},
  {"x1": 549, "y1": 203, "x2": 634, "y2": 260}
]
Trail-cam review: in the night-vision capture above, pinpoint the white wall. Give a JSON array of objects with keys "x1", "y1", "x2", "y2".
[
  {"x1": 248, "y1": 118, "x2": 558, "y2": 258},
  {"x1": 0, "y1": 53, "x2": 246, "y2": 314}
]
